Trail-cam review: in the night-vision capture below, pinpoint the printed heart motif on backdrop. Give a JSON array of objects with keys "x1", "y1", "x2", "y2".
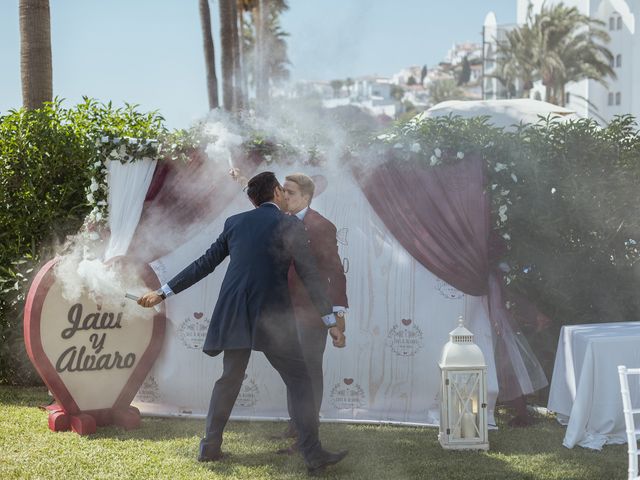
[
  {"x1": 343, "y1": 378, "x2": 354, "y2": 385},
  {"x1": 401, "y1": 319, "x2": 412, "y2": 326},
  {"x1": 24, "y1": 257, "x2": 166, "y2": 435},
  {"x1": 311, "y1": 175, "x2": 328, "y2": 198},
  {"x1": 193, "y1": 312, "x2": 204, "y2": 319}
]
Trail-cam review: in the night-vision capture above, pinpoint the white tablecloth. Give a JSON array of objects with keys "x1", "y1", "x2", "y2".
[{"x1": 547, "y1": 322, "x2": 640, "y2": 449}]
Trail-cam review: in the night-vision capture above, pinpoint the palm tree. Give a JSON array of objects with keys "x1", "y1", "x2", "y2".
[
  {"x1": 242, "y1": 0, "x2": 289, "y2": 108},
  {"x1": 532, "y1": 4, "x2": 611, "y2": 104},
  {"x1": 493, "y1": 3, "x2": 614, "y2": 106},
  {"x1": 219, "y1": 0, "x2": 234, "y2": 111},
  {"x1": 537, "y1": 5, "x2": 615, "y2": 106},
  {"x1": 19, "y1": 0, "x2": 52, "y2": 110},
  {"x1": 199, "y1": 0, "x2": 219, "y2": 110},
  {"x1": 229, "y1": 0, "x2": 244, "y2": 111},
  {"x1": 253, "y1": 0, "x2": 268, "y2": 108},
  {"x1": 494, "y1": 24, "x2": 536, "y2": 98},
  {"x1": 237, "y1": 0, "x2": 253, "y2": 108},
  {"x1": 263, "y1": 12, "x2": 290, "y2": 86}
]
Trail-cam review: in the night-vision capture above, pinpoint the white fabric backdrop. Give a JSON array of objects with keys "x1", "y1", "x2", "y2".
[
  {"x1": 132, "y1": 167, "x2": 499, "y2": 426},
  {"x1": 104, "y1": 157, "x2": 157, "y2": 261}
]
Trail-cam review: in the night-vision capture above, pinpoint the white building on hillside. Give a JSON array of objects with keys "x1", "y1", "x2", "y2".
[
  {"x1": 487, "y1": 1, "x2": 639, "y2": 122},
  {"x1": 320, "y1": 76, "x2": 401, "y2": 118},
  {"x1": 445, "y1": 42, "x2": 483, "y2": 66},
  {"x1": 392, "y1": 65, "x2": 425, "y2": 86}
]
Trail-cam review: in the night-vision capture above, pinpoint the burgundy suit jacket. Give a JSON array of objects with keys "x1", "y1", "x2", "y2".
[{"x1": 288, "y1": 208, "x2": 348, "y2": 328}]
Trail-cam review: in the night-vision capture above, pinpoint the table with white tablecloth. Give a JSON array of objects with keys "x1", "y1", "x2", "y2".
[{"x1": 547, "y1": 322, "x2": 640, "y2": 449}]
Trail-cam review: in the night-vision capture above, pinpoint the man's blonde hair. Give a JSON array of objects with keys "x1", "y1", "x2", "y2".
[{"x1": 285, "y1": 173, "x2": 315, "y2": 204}]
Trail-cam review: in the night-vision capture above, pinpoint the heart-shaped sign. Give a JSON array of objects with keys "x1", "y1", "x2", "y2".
[
  {"x1": 24, "y1": 257, "x2": 165, "y2": 435},
  {"x1": 343, "y1": 378, "x2": 354, "y2": 385},
  {"x1": 193, "y1": 312, "x2": 204, "y2": 319},
  {"x1": 402, "y1": 318, "x2": 412, "y2": 326}
]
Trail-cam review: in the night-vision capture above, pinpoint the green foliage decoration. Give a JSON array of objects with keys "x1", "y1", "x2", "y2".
[
  {"x1": 0, "y1": 98, "x2": 200, "y2": 385},
  {"x1": 374, "y1": 113, "x2": 640, "y2": 338}
]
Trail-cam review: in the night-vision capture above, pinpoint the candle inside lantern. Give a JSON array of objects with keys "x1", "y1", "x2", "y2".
[{"x1": 461, "y1": 412, "x2": 477, "y2": 438}]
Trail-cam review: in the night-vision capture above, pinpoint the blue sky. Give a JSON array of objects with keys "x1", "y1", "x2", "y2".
[{"x1": 0, "y1": 1, "x2": 515, "y2": 128}]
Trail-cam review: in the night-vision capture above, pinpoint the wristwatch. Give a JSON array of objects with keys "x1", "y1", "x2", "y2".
[{"x1": 156, "y1": 288, "x2": 167, "y2": 300}]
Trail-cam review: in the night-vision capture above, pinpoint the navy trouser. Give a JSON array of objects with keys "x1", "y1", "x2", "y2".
[{"x1": 201, "y1": 348, "x2": 323, "y2": 459}]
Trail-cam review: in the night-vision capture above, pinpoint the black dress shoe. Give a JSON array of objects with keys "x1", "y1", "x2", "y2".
[
  {"x1": 197, "y1": 450, "x2": 225, "y2": 462},
  {"x1": 306, "y1": 449, "x2": 348, "y2": 475},
  {"x1": 198, "y1": 441, "x2": 225, "y2": 462}
]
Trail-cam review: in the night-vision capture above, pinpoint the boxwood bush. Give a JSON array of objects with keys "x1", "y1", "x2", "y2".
[
  {"x1": 0, "y1": 99, "x2": 167, "y2": 385},
  {"x1": 375, "y1": 113, "x2": 640, "y2": 379}
]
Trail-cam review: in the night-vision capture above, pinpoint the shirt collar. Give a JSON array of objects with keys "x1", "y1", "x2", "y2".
[
  {"x1": 296, "y1": 206, "x2": 309, "y2": 220},
  {"x1": 260, "y1": 202, "x2": 280, "y2": 210}
]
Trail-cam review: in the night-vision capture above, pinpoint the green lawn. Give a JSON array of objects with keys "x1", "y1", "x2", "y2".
[{"x1": 0, "y1": 386, "x2": 630, "y2": 479}]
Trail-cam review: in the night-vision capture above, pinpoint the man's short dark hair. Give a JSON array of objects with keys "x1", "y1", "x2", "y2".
[{"x1": 246, "y1": 171, "x2": 280, "y2": 206}]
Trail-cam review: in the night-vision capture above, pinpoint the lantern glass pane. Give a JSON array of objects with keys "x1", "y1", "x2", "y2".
[{"x1": 449, "y1": 371, "x2": 481, "y2": 440}]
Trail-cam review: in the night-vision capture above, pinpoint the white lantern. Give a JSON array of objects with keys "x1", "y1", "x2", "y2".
[{"x1": 438, "y1": 316, "x2": 489, "y2": 450}]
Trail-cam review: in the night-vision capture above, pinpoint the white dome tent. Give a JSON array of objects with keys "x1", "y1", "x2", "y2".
[{"x1": 423, "y1": 99, "x2": 581, "y2": 130}]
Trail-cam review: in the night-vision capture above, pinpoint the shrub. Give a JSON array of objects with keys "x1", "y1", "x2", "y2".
[
  {"x1": 0, "y1": 99, "x2": 167, "y2": 385},
  {"x1": 375, "y1": 114, "x2": 640, "y2": 377}
]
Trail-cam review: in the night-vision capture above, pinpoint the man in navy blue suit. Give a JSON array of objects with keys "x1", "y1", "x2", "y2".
[{"x1": 138, "y1": 171, "x2": 348, "y2": 474}]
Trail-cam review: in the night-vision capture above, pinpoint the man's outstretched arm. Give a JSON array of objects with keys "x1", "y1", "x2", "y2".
[{"x1": 138, "y1": 221, "x2": 230, "y2": 307}]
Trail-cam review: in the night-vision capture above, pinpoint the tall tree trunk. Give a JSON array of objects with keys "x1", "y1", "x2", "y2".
[
  {"x1": 237, "y1": 0, "x2": 249, "y2": 109},
  {"x1": 229, "y1": 0, "x2": 243, "y2": 111},
  {"x1": 255, "y1": 0, "x2": 269, "y2": 111},
  {"x1": 219, "y1": 0, "x2": 234, "y2": 111},
  {"x1": 199, "y1": 0, "x2": 219, "y2": 110},
  {"x1": 19, "y1": 0, "x2": 53, "y2": 110}
]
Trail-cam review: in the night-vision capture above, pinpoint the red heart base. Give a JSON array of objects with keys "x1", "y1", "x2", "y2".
[
  {"x1": 45, "y1": 403, "x2": 141, "y2": 434},
  {"x1": 24, "y1": 256, "x2": 165, "y2": 436}
]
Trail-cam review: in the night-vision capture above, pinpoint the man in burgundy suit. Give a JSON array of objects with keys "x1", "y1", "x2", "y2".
[{"x1": 279, "y1": 172, "x2": 348, "y2": 447}]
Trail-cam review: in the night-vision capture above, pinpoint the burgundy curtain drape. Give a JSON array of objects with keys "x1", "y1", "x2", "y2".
[
  {"x1": 127, "y1": 149, "x2": 261, "y2": 263},
  {"x1": 361, "y1": 155, "x2": 490, "y2": 296},
  {"x1": 357, "y1": 154, "x2": 547, "y2": 400}
]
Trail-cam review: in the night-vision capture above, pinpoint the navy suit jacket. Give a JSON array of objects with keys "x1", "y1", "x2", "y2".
[{"x1": 167, "y1": 203, "x2": 332, "y2": 357}]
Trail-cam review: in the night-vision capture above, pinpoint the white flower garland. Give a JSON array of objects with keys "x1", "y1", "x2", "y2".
[{"x1": 83, "y1": 136, "x2": 160, "y2": 235}]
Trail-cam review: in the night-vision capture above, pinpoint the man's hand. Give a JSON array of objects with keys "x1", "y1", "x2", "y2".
[
  {"x1": 329, "y1": 326, "x2": 346, "y2": 348},
  {"x1": 334, "y1": 312, "x2": 345, "y2": 333},
  {"x1": 138, "y1": 291, "x2": 163, "y2": 308}
]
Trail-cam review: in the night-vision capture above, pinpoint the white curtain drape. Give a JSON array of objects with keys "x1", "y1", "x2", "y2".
[
  {"x1": 134, "y1": 167, "x2": 499, "y2": 426},
  {"x1": 104, "y1": 158, "x2": 157, "y2": 261}
]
